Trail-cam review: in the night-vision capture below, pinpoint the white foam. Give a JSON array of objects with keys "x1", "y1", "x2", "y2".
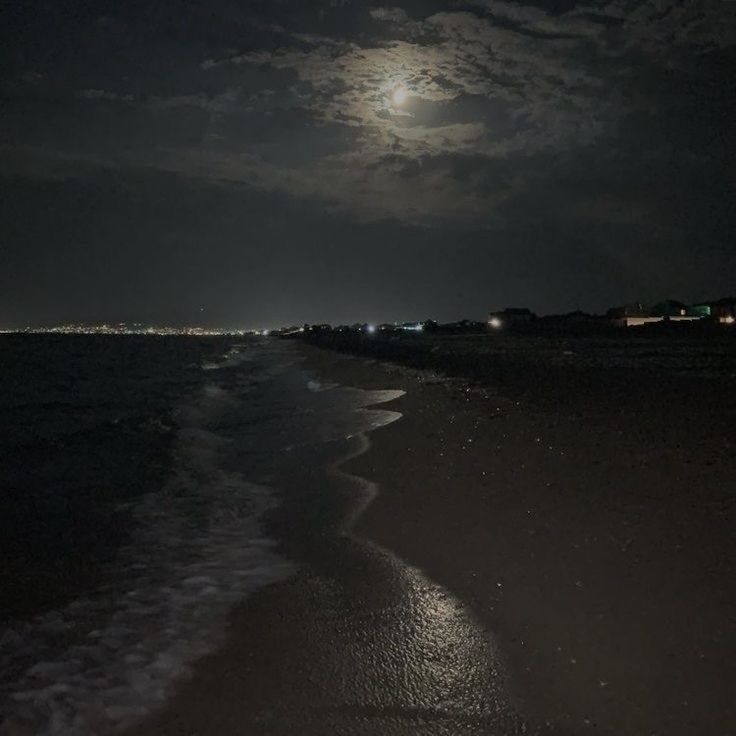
[
  {"x1": 0, "y1": 349, "x2": 294, "y2": 736},
  {"x1": 0, "y1": 341, "x2": 406, "y2": 736},
  {"x1": 306, "y1": 379, "x2": 339, "y2": 392},
  {"x1": 200, "y1": 345, "x2": 254, "y2": 372}
]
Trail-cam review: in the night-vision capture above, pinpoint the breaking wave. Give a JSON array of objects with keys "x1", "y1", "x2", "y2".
[{"x1": 0, "y1": 351, "x2": 294, "y2": 735}]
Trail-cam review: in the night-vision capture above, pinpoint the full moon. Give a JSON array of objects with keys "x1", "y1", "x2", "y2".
[{"x1": 391, "y1": 86, "x2": 408, "y2": 107}]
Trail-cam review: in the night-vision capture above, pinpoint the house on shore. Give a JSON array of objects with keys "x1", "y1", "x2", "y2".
[
  {"x1": 650, "y1": 300, "x2": 702, "y2": 323},
  {"x1": 609, "y1": 297, "x2": 736, "y2": 327},
  {"x1": 712, "y1": 298, "x2": 736, "y2": 323},
  {"x1": 650, "y1": 300, "x2": 688, "y2": 318},
  {"x1": 487, "y1": 307, "x2": 536, "y2": 328},
  {"x1": 692, "y1": 298, "x2": 736, "y2": 324},
  {"x1": 606, "y1": 303, "x2": 662, "y2": 327}
]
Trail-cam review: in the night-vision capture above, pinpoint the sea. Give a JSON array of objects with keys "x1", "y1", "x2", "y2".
[{"x1": 0, "y1": 334, "x2": 402, "y2": 735}]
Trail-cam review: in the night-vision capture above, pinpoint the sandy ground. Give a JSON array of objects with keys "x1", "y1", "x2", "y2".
[
  {"x1": 128, "y1": 338, "x2": 734, "y2": 736},
  {"x1": 305, "y1": 342, "x2": 735, "y2": 735}
]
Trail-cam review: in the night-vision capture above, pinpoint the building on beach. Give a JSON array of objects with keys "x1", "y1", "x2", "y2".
[
  {"x1": 605, "y1": 303, "x2": 661, "y2": 327},
  {"x1": 487, "y1": 308, "x2": 536, "y2": 328},
  {"x1": 698, "y1": 297, "x2": 736, "y2": 324},
  {"x1": 650, "y1": 300, "x2": 688, "y2": 318},
  {"x1": 608, "y1": 297, "x2": 736, "y2": 327}
]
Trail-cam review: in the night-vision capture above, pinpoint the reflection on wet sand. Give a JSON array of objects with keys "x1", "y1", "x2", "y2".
[{"x1": 128, "y1": 343, "x2": 532, "y2": 735}]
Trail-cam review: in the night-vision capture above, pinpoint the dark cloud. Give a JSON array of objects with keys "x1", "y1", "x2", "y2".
[{"x1": 1, "y1": 0, "x2": 733, "y2": 325}]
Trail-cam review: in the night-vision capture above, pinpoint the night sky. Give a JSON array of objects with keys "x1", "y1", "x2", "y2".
[{"x1": 2, "y1": 1, "x2": 734, "y2": 328}]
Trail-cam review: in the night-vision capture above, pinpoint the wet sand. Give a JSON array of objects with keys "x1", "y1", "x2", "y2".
[
  {"x1": 126, "y1": 348, "x2": 535, "y2": 735},
  {"x1": 301, "y1": 341, "x2": 736, "y2": 735},
  {"x1": 128, "y1": 338, "x2": 734, "y2": 736}
]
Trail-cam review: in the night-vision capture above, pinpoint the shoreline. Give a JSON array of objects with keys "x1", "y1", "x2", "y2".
[
  {"x1": 296, "y1": 340, "x2": 735, "y2": 735},
  {"x1": 124, "y1": 336, "x2": 734, "y2": 736},
  {"x1": 124, "y1": 344, "x2": 538, "y2": 736}
]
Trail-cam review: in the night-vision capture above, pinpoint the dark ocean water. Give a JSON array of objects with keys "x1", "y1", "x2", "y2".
[
  {"x1": 1, "y1": 335, "x2": 230, "y2": 621},
  {"x1": 0, "y1": 336, "x2": 288, "y2": 733},
  {"x1": 0, "y1": 335, "x2": 403, "y2": 735}
]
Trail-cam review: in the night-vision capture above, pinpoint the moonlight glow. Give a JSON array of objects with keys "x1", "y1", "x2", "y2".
[{"x1": 391, "y1": 86, "x2": 408, "y2": 107}]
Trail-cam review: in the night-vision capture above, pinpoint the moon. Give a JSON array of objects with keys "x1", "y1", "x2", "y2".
[{"x1": 391, "y1": 86, "x2": 408, "y2": 107}]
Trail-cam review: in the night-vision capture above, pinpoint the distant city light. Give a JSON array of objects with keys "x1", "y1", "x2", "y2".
[
  {"x1": 724, "y1": 316, "x2": 735, "y2": 325},
  {"x1": 366, "y1": 324, "x2": 376, "y2": 334},
  {"x1": 12, "y1": 324, "x2": 253, "y2": 337},
  {"x1": 488, "y1": 317, "x2": 502, "y2": 329}
]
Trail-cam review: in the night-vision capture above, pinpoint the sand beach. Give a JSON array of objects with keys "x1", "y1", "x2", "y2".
[{"x1": 127, "y1": 331, "x2": 735, "y2": 735}]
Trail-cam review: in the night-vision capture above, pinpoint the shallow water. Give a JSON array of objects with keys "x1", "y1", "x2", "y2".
[
  {"x1": 117, "y1": 342, "x2": 532, "y2": 736},
  {"x1": 1, "y1": 336, "x2": 535, "y2": 736},
  {"x1": 0, "y1": 337, "x2": 404, "y2": 734}
]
